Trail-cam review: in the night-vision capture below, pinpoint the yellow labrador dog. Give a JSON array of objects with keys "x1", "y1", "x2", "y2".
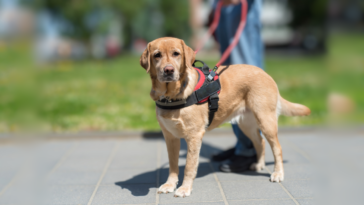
[{"x1": 140, "y1": 37, "x2": 310, "y2": 197}]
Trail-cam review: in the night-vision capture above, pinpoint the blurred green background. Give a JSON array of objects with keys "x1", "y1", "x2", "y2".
[
  {"x1": 1, "y1": 33, "x2": 363, "y2": 132},
  {"x1": 0, "y1": 0, "x2": 363, "y2": 132}
]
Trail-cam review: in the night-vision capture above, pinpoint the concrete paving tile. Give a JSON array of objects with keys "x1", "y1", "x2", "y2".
[
  {"x1": 267, "y1": 164, "x2": 315, "y2": 180},
  {"x1": 57, "y1": 157, "x2": 107, "y2": 172},
  {"x1": 220, "y1": 180, "x2": 288, "y2": 200},
  {"x1": 92, "y1": 184, "x2": 157, "y2": 204},
  {"x1": 76, "y1": 139, "x2": 116, "y2": 148},
  {"x1": 46, "y1": 171, "x2": 101, "y2": 185},
  {"x1": 0, "y1": 169, "x2": 17, "y2": 190},
  {"x1": 0, "y1": 145, "x2": 29, "y2": 172},
  {"x1": 159, "y1": 166, "x2": 215, "y2": 186},
  {"x1": 265, "y1": 145, "x2": 311, "y2": 165},
  {"x1": 68, "y1": 149, "x2": 112, "y2": 159},
  {"x1": 281, "y1": 180, "x2": 314, "y2": 198},
  {"x1": 202, "y1": 135, "x2": 237, "y2": 151},
  {"x1": 116, "y1": 139, "x2": 159, "y2": 158},
  {"x1": 216, "y1": 169, "x2": 270, "y2": 182},
  {"x1": 102, "y1": 168, "x2": 157, "y2": 185},
  {"x1": 160, "y1": 157, "x2": 211, "y2": 169},
  {"x1": 159, "y1": 182, "x2": 223, "y2": 204},
  {"x1": 160, "y1": 202, "x2": 225, "y2": 205},
  {"x1": 1, "y1": 132, "x2": 361, "y2": 204},
  {"x1": 116, "y1": 147, "x2": 158, "y2": 158},
  {"x1": 296, "y1": 198, "x2": 315, "y2": 205},
  {"x1": 69, "y1": 141, "x2": 114, "y2": 158},
  {"x1": 159, "y1": 137, "x2": 235, "y2": 163},
  {"x1": 228, "y1": 199, "x2": 295, "y2": 205},
  {"x1": 42, "y1": 185, "x2": 94, "y2": 204},
  {"x1": 109, "y1": 156, "x2": 157, "y2": 170},
  {"x1": 35, "y1": 141, "x2": 74, "y2": 161},
  {"x1": 34, "y1": 142, "x2": 76, "y2": 175},
  {"x1": 0, "y1": 182, "x2": 37, "y2": 205}
]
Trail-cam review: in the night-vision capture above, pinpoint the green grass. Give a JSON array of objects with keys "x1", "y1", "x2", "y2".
[{"x1": 0, "y1": 33, "x2": 363, "y2": 132}]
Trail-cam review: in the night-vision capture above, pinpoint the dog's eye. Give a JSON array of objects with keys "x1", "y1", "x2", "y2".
[
  {"x1": 154, "y1": 53, "x2": 161, "y2": 58},
  {"x1": 173, "y1": 52, "x2": 180, "y2": 56}
]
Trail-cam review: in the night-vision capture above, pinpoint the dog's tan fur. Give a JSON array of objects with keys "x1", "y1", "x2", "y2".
[{"x1": 140, "y1": 37, "x2": 310, "y2": 197}]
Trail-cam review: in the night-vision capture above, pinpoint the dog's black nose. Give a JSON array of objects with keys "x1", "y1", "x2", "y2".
[{"x1": 164, "y1": 66, "x2": 174, "y2": 75}]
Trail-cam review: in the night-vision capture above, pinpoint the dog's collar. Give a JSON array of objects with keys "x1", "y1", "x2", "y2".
[{"x1": 155, "y1": 60, "x2": 221, "y2": 127}]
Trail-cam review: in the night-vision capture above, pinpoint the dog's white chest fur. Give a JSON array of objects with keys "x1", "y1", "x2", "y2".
[{"x1": 156, "y1": 109, "x2": 185, "y2": 138}]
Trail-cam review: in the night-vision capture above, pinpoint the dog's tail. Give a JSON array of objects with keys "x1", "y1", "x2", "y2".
[{"x1": 279, "y1": 96, "x2": 311, "y2": 116}]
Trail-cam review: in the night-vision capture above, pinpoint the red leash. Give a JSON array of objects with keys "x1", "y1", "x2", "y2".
[{"x1": 194, "y1": 0, "x2": 248, "y2": 68}]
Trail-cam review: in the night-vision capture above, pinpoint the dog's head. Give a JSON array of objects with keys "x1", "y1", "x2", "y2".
[{"x1": 140, "y1": 37, "x2": 195, "y2": 83}]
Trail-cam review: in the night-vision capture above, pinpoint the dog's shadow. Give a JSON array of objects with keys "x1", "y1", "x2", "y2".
[{"x1": 114, "y1": 138, "x2": 286, "y2": 196}]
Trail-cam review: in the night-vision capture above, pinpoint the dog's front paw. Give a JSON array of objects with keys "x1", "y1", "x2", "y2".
[
  {"x1": 174, "y1": 186, "x2": 192, "y2": 198},
  {"x1": 250, "y1": 162, "x2": 265, "y2": 171},
  {"x1": 158, "y1": 182, "x2": 177, "y2": 194},
  {"x1": 270, "y1": 171, "x2": 284, "y2": 182}
]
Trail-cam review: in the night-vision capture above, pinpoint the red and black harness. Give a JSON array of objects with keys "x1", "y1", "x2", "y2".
[
  {"x1": 154, "y1": 0, "x2": 248, "y2": 127},
  {"x1": 155, "y1": 60, "x2": 221, "y2": 127}
]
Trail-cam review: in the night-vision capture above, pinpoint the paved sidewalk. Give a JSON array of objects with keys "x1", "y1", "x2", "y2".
[{"x1": 0, "y1": 129, "x2": 363, "y2": 205}]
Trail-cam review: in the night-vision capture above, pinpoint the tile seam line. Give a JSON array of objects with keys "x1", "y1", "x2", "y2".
[
  {"x1": 227, "y1": 197, "x2": 293, "y2": 201},
  {"x1": 155, "y1": 140, "x2": 162, "y2": 205},
  {"x1": 217, "y1": 178, "x2": 311, "y2": 182},
  {"x1": 0, "y1": 169, "x2": 22, "y2": 197},
  {"x1": 201, "y1": 143, "x2": 229, "y2": 205},
  {"x1": 46, "y1": 141, "x2": 80, "y2": 178},
  {"x1": 87, "y1": 141, "x2": 121, "y2": 205},
  {"x1": 0, "y1": 142, "x2": 80, "y2": 197},
  {"x1": 265, "y1": 166, "x2": 299, "y2": 205},
  {"x1": 209, "y1": 162, "x2": 229, "y2": 205},
  {"x1": 281, "y1": 138, "x2": 313, "y2": 163},
  {"x1": 157, "y1": 200, "x2": 224, "y2": 204}
]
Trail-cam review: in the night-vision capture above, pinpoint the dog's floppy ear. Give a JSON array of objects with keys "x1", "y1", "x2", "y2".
[
  {"x1": 181, "y1": 40, "x2": 195, "y2": 69},
  {"x1": 140, "y1": 43, "x2": 151, "y2": 73}
]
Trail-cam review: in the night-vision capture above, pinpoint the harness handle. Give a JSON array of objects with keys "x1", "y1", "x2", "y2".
[{"x1": 192, "y1": 60, "x2": 210, "y2": 75}]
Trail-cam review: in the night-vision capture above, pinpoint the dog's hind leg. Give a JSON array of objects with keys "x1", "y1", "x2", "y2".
[
  {"x1": 255, "y1": 112, "x2": 284, "y2": 182},
  {"x1": 158, "y1": 128, "x2": 180, "y2": 194},
  {"x1": 237, "y1": 110, "x2": 266, "y2": 171},
  {"x1": 174, "y1": 132, "x2": 204, "y2": 197}
]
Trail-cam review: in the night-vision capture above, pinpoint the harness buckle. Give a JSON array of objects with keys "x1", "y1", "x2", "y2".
[
  {"x1": 207, "y1": 71, "x2": 216, "y2": 82},
  {"x1": 208, "y1": 95, "x2": 219, "y2": 111},
  {"x1": 212, "y1": 66, "x2": 218, "y2": 72},
  {"x1": 207, "y1": 66, "x2": 218, "y2": 82}
]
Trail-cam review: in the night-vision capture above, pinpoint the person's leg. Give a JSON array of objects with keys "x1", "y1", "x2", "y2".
[
  {"x1": 231, "y1": 0, "x2": 264, "y2": 157},
  {"x1": 214, "y1": 0, "x2": 263, "y2": 161},
  {"x1": 230, "y1": 0, "x2": 264, "y2": 69},
  {"x1": 232, "y1": 124, "x2": 256, "y2": 156},
  {"x1": 215, "y1": 0, "x2": 264, "y2": 67}
]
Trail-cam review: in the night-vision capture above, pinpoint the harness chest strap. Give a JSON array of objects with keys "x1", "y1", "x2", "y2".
[{"x1": 155, "y1": 78, "x2": 220, "y2": 108}]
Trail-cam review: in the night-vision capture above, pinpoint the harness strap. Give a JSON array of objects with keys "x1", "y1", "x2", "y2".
[
  {"x1": 155, "y1": 92, "x2": 198, "y2": 110},
  {"x1": 155, "y1": 79, "x2": 220, "y2": 110},
  {"x1": 208, "y1": 93, "x2": 219, "y2": 127}
]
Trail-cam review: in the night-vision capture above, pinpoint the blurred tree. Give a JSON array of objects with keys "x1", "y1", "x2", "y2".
[
  {"x1": 132, "y1": 0, "x2": 191, "y2": 45},
  {"x1": 106, "y1": 0, "x2": 148, "y2": 48},
  {"x1": 29, "y1": 0, "x2": 149, "y2": 46},
  {"x1": 160, "y1": 0, "x2": 191, "y2": 40},
  {"x1": 26, "y1": 0, "x2": 191, "y2": 50},
  {"x1": 288, "y1": 0, "x2": 327, "y2": 28},
  {"x1": 30, "y1": 0, "x2": 93, "y2": 40},
  {"x1": 132, "y1": 0, "x2": 165, "y2": 43},
  {"x1": 287, "y1": 0, "x2": 327, "y2": 51}
]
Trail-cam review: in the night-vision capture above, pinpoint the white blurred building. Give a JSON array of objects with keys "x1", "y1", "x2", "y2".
[
  {"x1": 261, "y1": 0, "x2": 294, "y2": 46},
  {"x1": 0, "y1": 0, "x2": 34, "y2": 39}
]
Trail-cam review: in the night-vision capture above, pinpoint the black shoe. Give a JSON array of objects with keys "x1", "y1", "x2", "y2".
[
  {"x1": 219, "y1": 154, "x2": 257, "y2": 173},
  {"x1": 211, "y1": 147, "x2": 236, "y2": 162}
]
